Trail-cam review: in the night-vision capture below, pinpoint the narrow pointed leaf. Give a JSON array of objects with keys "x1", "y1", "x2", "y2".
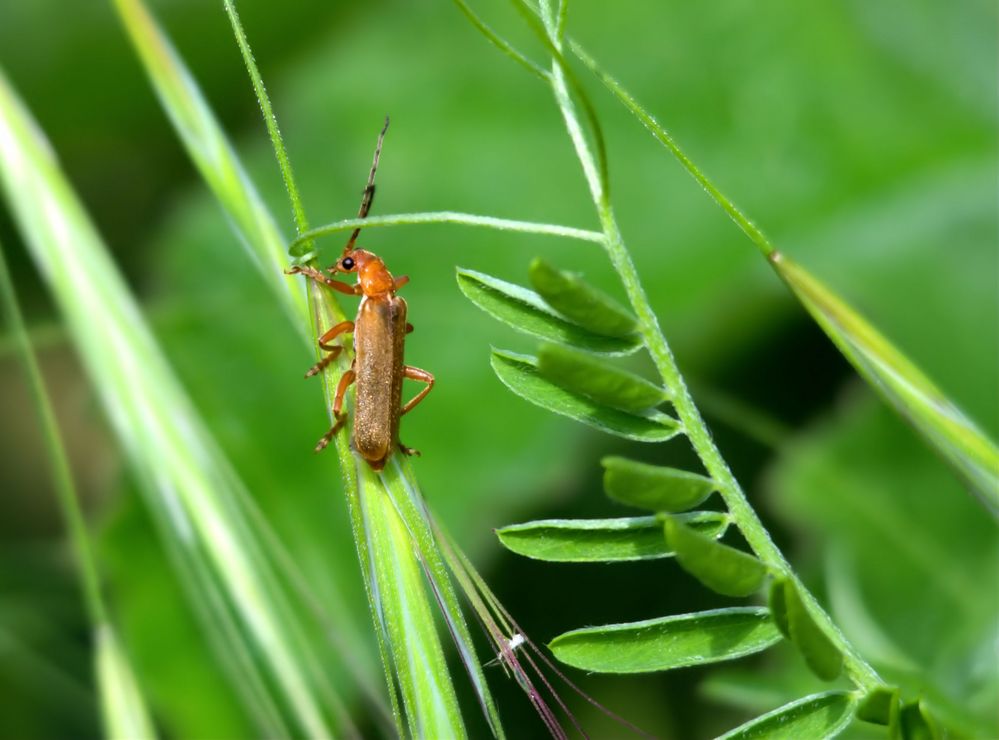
[
  {"x1": 491, "y1": 350, "x2": 680, "y2": 442},
  {"x1": 537, "y1": 343, "x2": 668, "y2": 412},
  {"x1": 96, "y1": 626, "x2": 157, "y2": 740},
  {"x1": 772, "y1": 253, "x2": 999, "y2": 515},
  {"x1": 528, "y1": 257, "x2": 638, "y2": 338},
  {"x1": 718, "y1": 691, "x2": 857, "y2": 740},
  {"x1": 780, "y1": 579, "x2": 844, "y2": 681},
  {"x1": 457, "y1": 268, "x2": 641, "y2": 354},
  {"x1": 602, "y1": 456, "x2": 716, "y2": 512},
  {"x1": 550, "y1": 607, "x2": 782, "y2": 673},
  {"x1": 496, "y1": 512, "x2": 729, "y2": 563},
  {"x1": 857, "y1": 686, "x2": 899, "y2": 726},
  {"x1": 663, "y1": 516, "x2": 767, "y2": 597}
]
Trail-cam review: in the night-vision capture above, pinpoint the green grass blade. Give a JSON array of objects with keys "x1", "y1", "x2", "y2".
[
  {"x1": 497, "y1": 513, "x2": 729, "y2": 562},
  {"x1": 381, "y1": 459, "x2": 504, "y2": 738},
  {"x1": 601, "y1": 457, "x2": 716, "y2": 512},
  {"x1": 549, "y1": 607, "x2": 783, "y2": 673},
  {"x1": 718, "y1": 691, "x2": 857, "y2": 740},
  {"x1": 357, "y1": 465, "x2": 467, "y2": 739},
  {"x1": 772, "y1": 253, "x2": 999, "y2": 515},
  {"x1": 1, "y1": 241, "x2": 156, "y2": 738},
  {"x1": 96, "y1": 626, "x2": 158, "y2": 740},
  {"x1": 0, "y1": 69, "x2": 343, "y2": 739},
  {"x1": 457, "y1": 268, "x2": 642, "y2": 355},
  {"x1": 571, "y1": 39, "x2": 998, "y2": 515},
  {"x1": 111, "y1": 0, "x2": 307, "y2": 333},
  {"x1": 491, "y1": 350, "x2": 680, "y2": 442}
]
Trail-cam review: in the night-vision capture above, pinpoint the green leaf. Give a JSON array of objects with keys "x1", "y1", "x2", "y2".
[
  {"x1": 768, "y1": 580, "x2": 791, "y2": 639},
  {"x1": 536, "y1": 343, "x2": 668, "y2": 412},
  {"x1": 718, "y1": 691, "x2": 857, "y2": 740},
  {"x1": 496, "y1": 512, "x2": 729, "y2": 563},
  {"x1": 490, "y1": 350, "x2": 680, "y2": 442},
  {"x1": 857, "y1": 686, "x2": 899, "y2": 726},
  {"x1": 528, "y1": 257, "x2": 638, "y2": 338},
  {"x1": 549, "y1": 607, "x2": 782, "y2": 673},
  {"x1": 900, "y1": 700, "x2": 943, "y2": 740},
  {"x1": 457, "y1": 268, "x2": 641, "y2": 355},
  {"x1": 780, "y1": 580, "x2": 843, "y2": 681},
  {"x1": 663, "y1": 516, "x2": 768, "y2": 597},
  {"x1": 771, "y1": 253, "x2": 999, "y2": 515},
  {"x1": 602, "y1": 456, "x2": 716, "y2": 512},
  {"x1": 96, "y1": 626, "x2": 157, "y2": 740}
]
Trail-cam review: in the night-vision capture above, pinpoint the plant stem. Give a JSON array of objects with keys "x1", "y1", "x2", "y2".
[
  {"x1": 536, "y1": 0, "x2": 883, "y2": 691},
  {"x1": 288, "y1": 211, "x2": 604, "y2": 259}
]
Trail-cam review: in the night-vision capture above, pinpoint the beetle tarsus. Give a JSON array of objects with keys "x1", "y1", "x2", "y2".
[{"x1": 399, "y1": 442, "x2": 421, "y2": 457}]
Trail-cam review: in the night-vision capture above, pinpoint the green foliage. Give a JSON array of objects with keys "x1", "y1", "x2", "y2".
[
  {"x1": 663, "y1": 516, "x2": 769, "y2": 598},
  {"x1": 602, "y1": 456, "x2": 717, "y2": 512},
  {"x1": 528, "y1": 257, "x2": 638, "y2": 338},
  {"x1": 1, "y1": 0, "x2": 993, "y2": 736},
  {"x1": 856, "y1": 686, "x2": 900, "y2": 727},
  {"x1": 490, "y1": 349, "x2": 680, "y2": 441},
  {"x1": 496, "y1": 512, "x2": 729, "y2": 563},
  {"x1": 537, "y1": 343, "x2": 669, "y2": 412},
  {"x1": 456, "y1": 268, "x2": 641, "y2": 355},
  {"x1": 769, "y1": 579, "x2": 843, "y2": 681},
  {"x1": 717, "y1": 691, "x2": 857, "y2": 740},
  {"x1": 549, "y1": 608, "x2": 783, "y2": 674}
]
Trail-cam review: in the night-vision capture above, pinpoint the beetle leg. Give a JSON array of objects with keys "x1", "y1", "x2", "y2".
[
  {"x1": 392, "y1": 275, "x2": 410, "y2": 292},
  {"x1": 305, "y1": 321, "x2": 354, "y2": 378},
  {"x1": 400, "y1": 366, "x2": 434, "y2": 416},
  {"x1": 286, "y1": 265, "x2": 360, "y2": 295},
  {"x1": 398, "y1": 442, "x2": 421, "y2": 457},
  {"x1": 315, "y1": 366, "x2": 356, "y2": 452},
  {"x1": 405, "y1": 322, "x2": 414, "y2": 334}
]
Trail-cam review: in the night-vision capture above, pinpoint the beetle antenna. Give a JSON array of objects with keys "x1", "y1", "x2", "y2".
[{"x1": 342, "y1": 115, "x2": 390, "y2": 256}]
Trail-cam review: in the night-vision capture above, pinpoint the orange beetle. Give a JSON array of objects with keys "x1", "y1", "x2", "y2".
[{"x1": 288, "y1": 119, "x2": 433, "y2": 470}]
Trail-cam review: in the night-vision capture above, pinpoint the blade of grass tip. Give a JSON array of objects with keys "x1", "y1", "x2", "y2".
[
  {"x1": 0, "y1": 242, "x2": 156, "y2": 738},
  {"x1": 111, "y1": 0, "x2": 308, "y2": 333},
  {"x1": 0, "y1": 69, "x2": 349, "y2": 738},
  {"x1": 505, "y1": 2, "x2": 887, "y2": 693},
  {"x1": 571, "y1": 40, "x2": 999, "y2": 514},
  {"x1": 221, "y1": 0, "x2": 314, "y2": 259},
  {"x1": 357, "y1": 464, "x2": 468, "y2": 739},
  {"x1": 772, "y1": 252, "x2": 999, "y2": 515}
]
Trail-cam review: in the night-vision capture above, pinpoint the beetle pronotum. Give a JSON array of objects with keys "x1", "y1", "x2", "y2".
[{"x1": 288, "y1": 118, "x2": 433, "y2": 470}]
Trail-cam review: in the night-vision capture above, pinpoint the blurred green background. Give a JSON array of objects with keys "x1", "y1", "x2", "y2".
[{"x1": 0, "y1": 0, "x2": 996, "y2": 737}]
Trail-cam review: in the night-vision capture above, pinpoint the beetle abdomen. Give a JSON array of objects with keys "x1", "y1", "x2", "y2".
[{"x1": 353, "y1": 296, "x2": 407, "y2": 469}]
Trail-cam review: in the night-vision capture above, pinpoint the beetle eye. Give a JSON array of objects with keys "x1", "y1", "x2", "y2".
[{"x1": 341, "y1": 257, "x2": 355, "y2": 270}]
